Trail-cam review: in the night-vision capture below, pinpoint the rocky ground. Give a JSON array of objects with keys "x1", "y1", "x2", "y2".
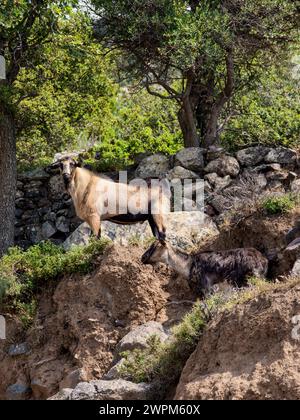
[
  {"x1": 3, "y1": 145, "x2": 300, "y2": 400},
  {"x1": 175, "y1": 281, "x2": 300, "y2": 400},
  {"x1": 0, "y1": 245, "x2": 194, "y2": 400},
  {"x1": 2, "y1": 205, "x2": 300, "y2": 400}
]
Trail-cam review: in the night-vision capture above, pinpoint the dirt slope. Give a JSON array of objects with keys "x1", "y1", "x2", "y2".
[
  {"x1": 0, "y1": 245, "x2": 193, "y2": 400},
  {"x1": 175, "y1": 281, "x2": 300, "y2": 400}
]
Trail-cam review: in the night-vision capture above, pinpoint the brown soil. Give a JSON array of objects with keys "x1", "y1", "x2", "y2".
[
  {"x1": 175, "y1": 281, "x2": 300, "y2": 400},
  {"x1": 0, "y1": 245, "x2": 194, "y2": 400}
]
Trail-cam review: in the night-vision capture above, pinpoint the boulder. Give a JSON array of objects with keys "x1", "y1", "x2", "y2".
[
  {"x1": 59, "y1": 369, "x2": 87, "y2": 391},
  {"x1": 264, "y1": 147, "x2": 297, "y2": 165},
  {"x1": 42, "y1": 221, "x2": 56, "y2": 239},
  {"x1": 70, "y1": 379, "x2": 154, "y2": 400},
  {"x1": 204, "y1": 155, "x2": 240, "y2": 177},
  {"x1": 103, "y1": 360, "x2": 125, "y2": 380},
  {"x1": 291, "y1": 179, "x2": 300, "y2": 194},
  {"x1": 175, "y1": 147, "x2": 204, "y2": 172},
  {"x1": 63, "y1": 211, "x2": 219, "y2": 251},
  {"x1": 63, "y1": 222, "x2": 92, "y2": 250},
  {"x1": 236, "y1": 146, "x2": 270, "y2": 166},
  {"x1": 8, "y1": 342, "x2": 30, "y2": 357},
  {"x1": 205, "y1": 146, "x2": 225, "y2": 162},
  {"x1": 167, "y1": 166, "x2": 200, "y2": 180},
  {"x1": 48, "y1": 388, "x2": 73, "y2": 400},
  {"x1": 291, "y1": 259, "x2": 300, "y2": 276},
  {"x1": 6, "y1": 383, "x2": 31, "y2": 400},
  {"x1": 49, "y1": 175, "x2": 65, "y2": 199},
  {"x1": 253, "y1": 163, "x2": 281, "y2": 173},
  {"x1": 209, "y1": 195, "x2": 230, "y2": 214},
  {"x1": 135, "y1": 154, "x2": 171, "y2": 179},
  {"x1": 204, "y1": 173, "x2": 232, "y2": 191},
  {"x1": 56, "y1": 216, "x2": 70, "y2": 233},
  {"x1": 114, "y1": 322, "x2": 168, "y2": 361},
  {"x1": 166, "y1": 212, "x2": 219, "y2": 249}
]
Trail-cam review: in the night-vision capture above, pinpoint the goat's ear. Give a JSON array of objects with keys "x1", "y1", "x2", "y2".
[{"x1": 50, "y1": 161, "x2": 61, "y2": 170}]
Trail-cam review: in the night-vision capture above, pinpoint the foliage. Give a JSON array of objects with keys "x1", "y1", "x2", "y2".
[
  {"x1": 0, "y1": 239, "x2": 109, "y2": 310},
  {"x1": 14, "y1": 12, "x2": 117, "y2": 170},
  {"x1": 222, "y1": 60, "x2": 300, "y2": 149},
  {"x1": 14, "y1": 12, "x2": 182, "y2": 171},
  {"x1": 262, "y1": 194, "x2": 297, "y2": 215},
  {"x1": 92, "y1": 0, "x2": 299, "y2": 146}
]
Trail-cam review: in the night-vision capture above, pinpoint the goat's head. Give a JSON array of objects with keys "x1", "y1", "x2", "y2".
[
  {"x1": 141, "y1": 239, "x2": 169, "y2": 265},
  {"x1": 56, "y1": 156, "x2": 79, "y2": 188}
]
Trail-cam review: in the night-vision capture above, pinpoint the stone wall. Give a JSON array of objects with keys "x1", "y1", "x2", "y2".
[
  {"x1": 14, "y1": 146, "x2": 300, "y2": 249},
  {"x1": 15, "y1": 168, "x2": 81, "y2": 249}
]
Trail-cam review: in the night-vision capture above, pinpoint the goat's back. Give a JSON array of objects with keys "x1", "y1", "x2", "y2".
[{"x1": 190, "y1": 248, "x2": 268, "y2": 290}]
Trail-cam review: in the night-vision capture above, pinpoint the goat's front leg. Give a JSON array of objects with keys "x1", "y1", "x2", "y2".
[{"x1": 87, "y1": 213, "x2": 101, "y2": 239}]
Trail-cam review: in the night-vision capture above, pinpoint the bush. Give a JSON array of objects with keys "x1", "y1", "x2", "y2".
[
  {"x1": 262, "y1": 194, "x2": 296, "y2": 215},
  {"x1": 0, "y1": 239, "x2": 109, "y2": 312}
]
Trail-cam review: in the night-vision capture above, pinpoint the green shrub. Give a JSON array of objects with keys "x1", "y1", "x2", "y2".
[
  {"x1": 0, "y1": 239, "x2": 109, "y2": 311},
  {"x1": 262, "y1": 194, "x2": 296, "y2": 215}
]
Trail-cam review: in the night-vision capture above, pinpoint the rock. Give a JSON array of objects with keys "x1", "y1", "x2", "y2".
[
  {"x1": 44, "y1": 211, "x2": 56, "y2": 223},
  {"x1": 167, "y1": 166, "x2": 200, "y2": 180},
  {"x1": 59, "y1": 369, "x2": 87, "y2": 390},
  {"x1": 49, "y1": 175, "x2": 65, "y2": 199},
  {"x1": 115, "y1": 322, "x2": 168, "y2": 361},
  {"x1": 63, "y1": 222, "x2": 91, "y2": 250},
  {"x1": 205, "y1": 146, "x2": 225, "y2": 161},
  {"x1": 291, "y1": 179, "x2": 300, "y2": 194},
  {"x1": 71, "y1": 379, "x2": 154, "y2": 400},
  {"x1": 42, "y1": 221, "x2": 56, "y2": 239},
  {"x1": 103, "y1": 360, "x2": 125, "y2": 380},
  {"x1": 265, "y1": 146, "x2": 297, "y2": 165},
  {"x1": 64, "y1": 211, "x2": 218, "y2": 250},
  {"x1": 8, "y1": 342, "x2": 30, "y2": 357},
  {"x1": 253, "y1": 163, "x2": 282, "y2": 173},
  {"x1": 16, "y1": 190, "x2": 24, "y2": 199},
  {"x1": 291, "y1": 259, "x2": 300, "y2": 276},
  {"x1": 56, "y1": 216, "x2": 70, "y2": 233},
  {"x1": 175, "y1": 147, "x2": 204, "y2": 172},
  {"x1": 266, "y1": 170, "x2": 290, "y2": 182},
  {"x1": 6, "y1": 383, "x2": 31, "y2": 400},
  {"x1": 166, "y1": 212, "x2": 219, "y2": 249},
  {"x1": 209, "y1": 195, "x2": 230, "y2": 214},
  {"x1": 28, "y1": 225, "x2": 43, "y2": 244},
  {"x1": 204, "y1": 155, "x2": 240, "y2": 177},
  {"x1": 48, "y1": 388, "x2": 73, "y2": 400},
  {"x1": 204, "y1": 173, "x2": 232, "y2": 191},
  {"x1": 236, "y1": 146, "x2": 270, "y2": 166},
  {"x1": 135, "y1": 154, "x2": 171, "y2": 179}
]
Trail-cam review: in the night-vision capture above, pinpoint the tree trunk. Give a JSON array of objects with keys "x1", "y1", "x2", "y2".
[
  {"x1": 178, "y1": 97, "x2": 199, "y2": 148},
  {"x1": 0, "y1": 105, "x2": 16, "y2": 256},
  {"x1": 202, "y1": 106, "x2": 220, "y2": 148}
]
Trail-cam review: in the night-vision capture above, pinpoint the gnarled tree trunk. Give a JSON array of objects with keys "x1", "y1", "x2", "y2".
[{"x1": 0, "y1": 105, "x2": 16, "y2": 256}]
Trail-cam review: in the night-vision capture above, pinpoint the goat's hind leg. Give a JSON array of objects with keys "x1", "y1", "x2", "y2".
[{"x1": 87, "y1": 214, "x2": 101, "y2": 239}]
